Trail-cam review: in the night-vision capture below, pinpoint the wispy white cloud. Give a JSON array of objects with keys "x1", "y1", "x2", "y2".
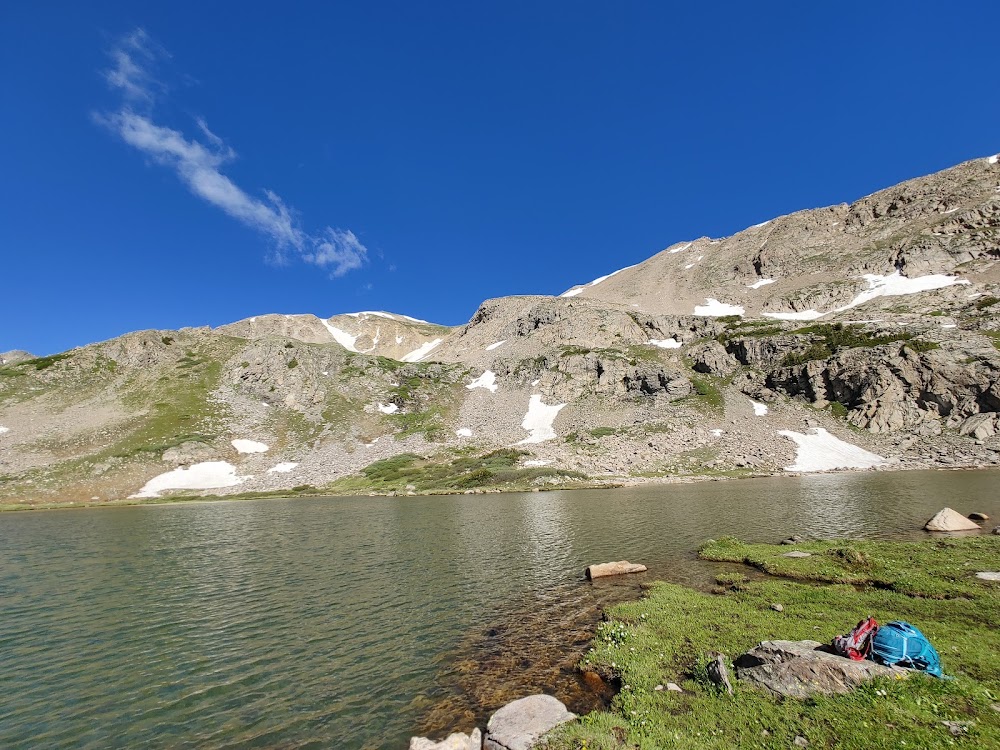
[{"x1": 98, "y1": 29, "x2": 368, "y2": 277}]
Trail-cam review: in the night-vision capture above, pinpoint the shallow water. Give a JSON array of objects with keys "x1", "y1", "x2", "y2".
[{"x1": 1, "y1": 469, "x2": 997, "y2": 749}]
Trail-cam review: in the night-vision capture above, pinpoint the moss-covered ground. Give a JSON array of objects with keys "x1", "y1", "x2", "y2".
[{"x1": 546, "y1": 536, "x2": 1000, "y2": 749}]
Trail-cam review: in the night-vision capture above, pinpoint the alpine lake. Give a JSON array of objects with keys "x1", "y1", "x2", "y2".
[{"x1": 2, "y1": 469, "x2": 998, "y2": 749}]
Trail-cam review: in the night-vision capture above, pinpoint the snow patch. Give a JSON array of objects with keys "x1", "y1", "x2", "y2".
[
  {"x1": 835, "y1": 272, "x2": 970, "y2": 312},
  {"x1": 401, "y1": 338, "x2": 442, "y2": 362},
  {"x1": 559, "y1": 264, "x2": 635, "y2": 298},
  {"x1": 762, "y1": 309, "x2": 825, "y2": 321},
  {"x1": 694, "y1": 298, "x2": 745, "y2": 317},
  {"x1": 517, "y1": 395, "x2": 567, "y2": 444},
  {"x1": 130, "y1": 461, "x2": 247, "y2": 498},
  {"x1": 0, "y1": 426, "x2": 9, "y2": 435},
  {"x1": 684, "y1": 263, "x2": 695, "y2": 270},
  {"x1": 709, "y1": 429, "x2": 723, "y2": 437},
  {"x1": 320, "y1": 319, "x2": 359, "y2": 352},
  {"x1": 346, "y1": 311, "x2": 397, "y2": 320},
  {"x1": 377, "y1": 403, "x2": 399, "y2": 414},
  {"x1": 748, "y1": 278, "x2": 775, "y2": 289},
  {"x1": 531, "y1": 379, "x2": 540, "y2": 386},
  {"x1": 267, "y1": 462, "x2": 298, "y2": 473},
  {"x1": 467, "y1": 370, "x2": 498, "y2": 393},
  {"x1": 668, "y1": 242, "x2": 692, "y2": 254},
  {"x1": 648, "y1": 338, "x2": 682, "y2": 349},
  {"x1": 778, "y1": 428, "x2": 885, "y2": 473},
  {"x1": 989, "y1": 154, "x2": 999, "y2": 165},
  {"x1": 455, "y1": 428, "x2": 473, "y2": 438},
  {"x1": 486, "y1": 340, "x2": 507, "y2": 351},
  {"x1": 750, "y1": 401, "x2": 769, "y2": 416},
  {"x1": 524, "y1": 459, "x2": 551, "y2": 467},
  {"x1": 751, "y1": 220, "x2": 771, "y2": 229},
  {"x1": 231, "y1": 439, "x2": 269, "y2": 454},
  {"x1": 941, "y1": 324, "x2": 957, "y2": 329}
]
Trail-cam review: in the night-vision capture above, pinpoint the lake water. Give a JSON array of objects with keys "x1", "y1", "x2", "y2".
[{"x1": 2, "y1": 470, "x2": 998, "y2": 749}]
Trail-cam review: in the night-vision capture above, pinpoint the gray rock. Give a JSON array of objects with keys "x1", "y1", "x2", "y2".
[
  {"x1": 793, "y1": 737, "x2": 809, "y2": 748},
  {"x1": 782, "y1": 551, "x2": 812, "y2": 558},
  {"x1": 976, "y1": 572, "x2": 1000, "y2": 582},
  {"x1": 968, "y1": 512, "x2": 990, "y2": 521},
  {"x1": 161, "y1": 441, "x2": 218, "y2": 464},
  {"x1": 770, "y1": 603, "x2": 784, "y2": 612},
  {"x1": 924, "y1": 507, "x2": 981, "y2": 532},
  {"x1": 735, "y1": 640, "x2": 909, "y2": 698},
  {"x1": 410, "y1": 729, "x2": 481, "y2": 750},
  {"x1": 706, "y1": 653, "x2": 733, "y2": 695},
  {"x1": 484, "y1": 695, "x2": 575, "y2": 750},
  {"x1": 689, "y1": 341, "x2": 738, "y2": 377},
  {"x1": 959, "y1": 413, "x2": 997, "y2": 441}
]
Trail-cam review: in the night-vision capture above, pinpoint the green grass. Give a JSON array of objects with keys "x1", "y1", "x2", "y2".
[
  {"x1": 780, "y1": 323, "x2": 933, "y2": 367},
  {"x1": 546, "y1": 536, "x2": 1000, "y2": 750},
  {"x1": 328, "y1": 449, "x2": 588, "y2": 493},
  {"x1": 687, "y1": 374, "x2": 724, "y2": 409}
]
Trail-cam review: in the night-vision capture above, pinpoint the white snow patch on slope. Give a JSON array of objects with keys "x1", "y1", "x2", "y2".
[
  {"x1": 398, "y1": 314, "x2": 431, "y2": 324},
  {"x1": 751, "y1": 220, "x2": 771, "y2": 229},
  {"x1": 560, "y1": 264, "x2": 636, "y2": 298},
  {"x1": 346, "y1": 311, "x2": 397, "y2": 320},
  {"x1": 668, "y1": 242, "x2": 692, "y2": 254},
  {"x1": 130, "y1": 461, "x2": 247, "y2": 498},
  {"x1": 778, "y1": 428, "x2": 885, "y2": 472},
  {"x1": 232, "y1": 439, "x2": 269, "y2": 454},
  {"x1": 694, "y1": 298, "x2": 745, "y2": 317},
  {"x1": 455, "y1": 428, "x2": 473, "y2": 438},
  {"x1": 835, "y1": 272, "x2": 970, "y2": 312},
  {"x1": 320, "y1": 319, "x2": 359, "y2": 352},
  {"x1": 486, "y1": 340, "x2": 507, "y2": 351},
  {"x1": 401, "y1": 338, "x2": 442, "y2": 362},
  {"x1": 763, "y1": 309, "x2": 825, "y2": 321},
  {"x1": 748, "y1": 278, "x2": 775, "y2": 289},
  {"x1": 267, "y1": 462, "x2": 298, "y2": 473},
  {"x1": 517, "y1": 395, "x2": 567, "y2": 444},
  {"x1": 750, "y1": 401, "x2": 769, "y2": 416},
  {"x1": 989, "y1": 154, "x2": 999, "y2": 165},
  {"x1": 648, "y1": 338, "x2": 682, "y2": 349},
  {"x1": 467, "y1": 370, "x2": 498, "y2": 393},
  {"x1": 709, "y1": 429, "x2": 723, "y2": 437},
  {"x1": 524, "y1": 459, "x2": 551, "y2": 467},
  {"x1": 941, "y1": 324, "x2": 957, "y2": 329},
  {"x1": 377, "y1": 403, "x2": 398, "y2": 414},
  {"x1": 0, "y1": 426, "x2": 9, "y2": 435}
]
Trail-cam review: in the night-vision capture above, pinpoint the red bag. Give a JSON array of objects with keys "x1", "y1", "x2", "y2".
[{"x1": 833, "y1": 616, "x2": 879, "y2": 661}]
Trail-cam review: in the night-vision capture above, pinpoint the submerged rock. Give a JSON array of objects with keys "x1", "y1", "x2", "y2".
[
  {"x1": 409, "y1": 729, "x2": 481, "y2": 750},
  {"x1": 585, "y1": 561, "x2": 647, "y2": 579},
  {"x1": 484, "y1": 694, "x2": 575, "y2": 750},
  {"x1": 735, "y1": 640, "x2": 909, "y2": 698},
  {"x1": 924, "y1": 507, "x2": 981, "y2": 532},
  {"x1": 968, "y1": 512, "x2": 990, "y2": 521}
]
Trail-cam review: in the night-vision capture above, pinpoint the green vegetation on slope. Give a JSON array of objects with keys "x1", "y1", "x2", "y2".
[
  {"x1": 780, "y1": 324, "x2": 939, "y2": 367},
  {"x1": 547, "y1": 536, "x2": 999, "y2": 750},
  {"x1": 327, "y1": 449, "x2": 588, "y2": 493}
]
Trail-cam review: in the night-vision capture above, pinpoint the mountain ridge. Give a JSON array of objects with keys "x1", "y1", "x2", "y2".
[{"x1": 1, "y1": 153, "x2": 998, "y2": 506}]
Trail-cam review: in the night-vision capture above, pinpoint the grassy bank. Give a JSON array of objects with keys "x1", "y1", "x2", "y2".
[{"x1": 547, "y1": 536, "x2": 999, "y2": 749}]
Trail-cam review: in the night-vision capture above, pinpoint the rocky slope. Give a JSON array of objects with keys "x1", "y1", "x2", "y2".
[{"x1": 1, "y1": 154, "x2": 999, "y2": 505}]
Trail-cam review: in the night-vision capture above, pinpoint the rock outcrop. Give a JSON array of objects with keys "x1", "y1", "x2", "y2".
[
  {"x1": 483, "y1": 694, "x2": 576, "y2": 750},
  {"x1": 735, "y1": 640, "x2": 909, "y2": 698}
]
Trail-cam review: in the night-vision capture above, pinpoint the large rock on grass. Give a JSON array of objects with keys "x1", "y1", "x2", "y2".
[
  {"x1": 484, "y1": 695, "x2": 575, "y2": 750},
  {"x1": 924, "y1": 507, "x2": 981, "y2": 532},
  {"x1": 410, "y1": 729, "x2": 481, "y2": 750},
  {"x1": 735, "y1": 640, "x2": 909, "y2": 698}
]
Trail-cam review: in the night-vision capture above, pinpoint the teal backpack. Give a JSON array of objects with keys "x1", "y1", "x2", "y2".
[{"x1": 870, "y1": 621, "x2": 943, "y2": 678}]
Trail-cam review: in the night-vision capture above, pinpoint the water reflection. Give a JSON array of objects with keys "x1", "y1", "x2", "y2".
[{"x1": 0, "y1": 470, "x2": 997, "y2": 749}]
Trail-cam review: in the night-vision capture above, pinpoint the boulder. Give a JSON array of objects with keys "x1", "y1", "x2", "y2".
[
  {"x1": 161, "y1": 440, "x2": 218, "y2": 464},
  {"x1": 410, "y1": 729, "x2": 481, "y2": 750},
  {"x1": 959, "y1": 413, "x2": 998, "y2": 441},
  {"x1": 976, "y1": 572, "x2": 1000, "y2": 582},
  {"x1": 706, "y1": 652, "x2": 734, "y2": 695},
  {"x1": 924, "y1": 507, "x2": 981, "y2": 532},
  {"x1": 782, "y1": 551, "x2": 812, "y2": 558},
  {"x1": 735, "y1": 640, "x2": 909, "y2": 698},
  {"x1": 585, "y1": 561, "x2": 647, "y2": 579},
  {"x1": 484, "y1": 695, "x2": 575, "y2": 750},
  {"x1": 969, "y1": 512, "x2": 990, "y2": 521}
]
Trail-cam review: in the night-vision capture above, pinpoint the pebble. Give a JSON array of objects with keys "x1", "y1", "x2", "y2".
[{"x1": 770, "y1": 603, "x2": 784, "y2": 612}]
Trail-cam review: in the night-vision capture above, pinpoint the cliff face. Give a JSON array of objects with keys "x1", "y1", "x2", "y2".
[{"x1": 1, "y1": 155, "x2": 999, "y2": 504}]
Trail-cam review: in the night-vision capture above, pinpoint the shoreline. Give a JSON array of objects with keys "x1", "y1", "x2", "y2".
[{"x1": 3, "y1": 460, "x2": 999, "y2": 513}]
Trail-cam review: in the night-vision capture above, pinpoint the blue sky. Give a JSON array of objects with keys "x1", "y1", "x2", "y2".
[{"x1": 3, "y1": 2, "x2": 999, "y2": 356}]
